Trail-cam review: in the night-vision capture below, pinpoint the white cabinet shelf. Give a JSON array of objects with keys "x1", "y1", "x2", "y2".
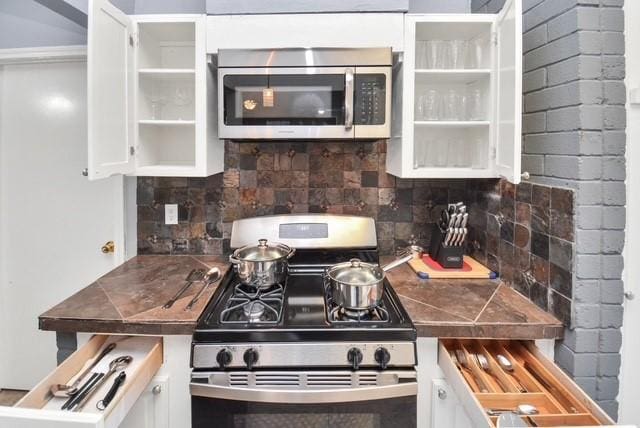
[
  {"x1": 387, "y1": 1, "x2": 522, "y2": 183},
  {"x1": 139, "y1": 119, "x2": 196, "y2": 125},
  {"x1": 87, "y1": 2, "x2": 223, "y2": 180},
  {"x1": 414, "y1": 120, "x2": 490, "y2": 127},
  {"x1": 138, "y1": 68, "x2": 196, "y2": 75}
]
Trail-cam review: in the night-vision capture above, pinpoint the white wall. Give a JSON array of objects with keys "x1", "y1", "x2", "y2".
[{"x1": 0, "y1": 65, "x2": 6, "y2": 388}]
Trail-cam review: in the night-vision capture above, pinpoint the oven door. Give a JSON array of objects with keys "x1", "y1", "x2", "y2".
[
  {"x1": 190, "y1": 370, "x2": 417, "y2": 428},
  {"x1": 218, "y1": 67, "x2": 354, "y2": 139}
]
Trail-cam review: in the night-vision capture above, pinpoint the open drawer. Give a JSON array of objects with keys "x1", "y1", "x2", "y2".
[
  {"x1": 438, "y1": 339, "x2": 615, "y2": 427},
  {"x1": 0, "y1": 335, "x2": 163, "y2": 428}
]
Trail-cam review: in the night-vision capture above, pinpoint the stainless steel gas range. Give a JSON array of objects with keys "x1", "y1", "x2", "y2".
[{"x1": 190, "y1": 214, "x2": 417, "y2": 428}]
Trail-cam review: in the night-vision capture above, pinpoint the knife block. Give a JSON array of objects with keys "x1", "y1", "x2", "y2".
[{"x1": 428, "y1": 223, "x2": 465, "y2": 269}]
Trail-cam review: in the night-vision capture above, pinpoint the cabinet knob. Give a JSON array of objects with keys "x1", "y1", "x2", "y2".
[
  {"x1": 521, "y1": 171, "x2": 530, "y2": 180},
  {"x1": 82, "y1": 168, "x2": 88, "y2": 177},
  {"x1": 624, "y1": 291, "x2": 635, "y2": 300},
  {"x1": 437, "y1": 388, "x2": 447, "y2": 399},
  {"x1": 152, "y1": 385, "x2": 162, "y2": 395}
]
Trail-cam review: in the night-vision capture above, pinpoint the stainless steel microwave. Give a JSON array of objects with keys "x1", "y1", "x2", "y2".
[{"x1": 217, "y1": 48, "x2": 392, "y2": 140}]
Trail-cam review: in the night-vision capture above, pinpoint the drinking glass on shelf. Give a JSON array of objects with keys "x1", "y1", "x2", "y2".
[
  {"x1": 416, "y1": 40, "x2": 428, "y2": 68},
  {"x1": 414, "y1": 138, "x2": 431, "y2": 168},
  {"x1": 148, "y1": 80, "x2": 168, "y2": 120},
  {"x1": 417, "y1": 89, "x2": 440, "y2": 120},
  {"x1": 425, "y1": 40, "x2": 441, "y2": 69},
  {"x1": 442, "y1": 89, "x2": 459, "y2": 120},
  {"x1": 173, "y1": 84, "x2": 193, "y2": 120},
  {"x1": 466, "y1": 88, "x2": 484, "y2": 121},
  {"x1": 467, "y1": 38, "x2": 485, "y2": 69},
  {"x1": 438, "y1": 41, "x2": 453, "y2": 69},
  {"x1": 471, "y1": 138, "x2": 487, "y2": 169},
  {"x1": 448, "y1": 138, "x2": 467, "y2": 167},
  {"x1": 433, "y1": 140, "x2": 448, "y2": 167},
  {"x1": 450, "y1": 40, "x2": 467, "y2": 69}
]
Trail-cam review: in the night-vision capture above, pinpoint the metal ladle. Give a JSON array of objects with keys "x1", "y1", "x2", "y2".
[{"x1": 186, "y1": 267, "x2": 221, "y2": 310}]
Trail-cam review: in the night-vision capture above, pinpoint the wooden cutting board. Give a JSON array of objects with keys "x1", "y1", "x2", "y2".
[{"x1": 408, "y1": 255, "x2": 497, "y2": 279}]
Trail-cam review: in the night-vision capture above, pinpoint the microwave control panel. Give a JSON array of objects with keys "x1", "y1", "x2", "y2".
[{"x1": 354, "y1": 74, "x2": 386, "y2": 125}]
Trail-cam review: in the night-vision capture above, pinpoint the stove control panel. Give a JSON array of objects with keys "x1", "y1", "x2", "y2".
[{"x1": 193, "y1": 342, "x2": 416, "y2": 370}]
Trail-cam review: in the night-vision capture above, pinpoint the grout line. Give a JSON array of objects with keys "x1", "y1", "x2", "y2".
[
  {"x1": 96, "y1": 280, "x2": 126, "y2": 320},
  {"x1": 473, "y1": 283, "x2": 501, "y2": 323},
  {"x1": 396, "y1": 293, "x2": 476, "y2": 322}
]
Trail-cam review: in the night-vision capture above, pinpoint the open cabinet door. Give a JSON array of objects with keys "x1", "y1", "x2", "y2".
[
  {"x1": 87, "y1": 0, "x2": 135, "y2": 180},
  {"x1": 494, "y1": 0, "x2": 522, "y2": 184}
]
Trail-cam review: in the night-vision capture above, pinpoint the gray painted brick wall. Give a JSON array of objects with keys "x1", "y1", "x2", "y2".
[{"x1": 473, "y1": 0, "x2": 626, "y2": 419}]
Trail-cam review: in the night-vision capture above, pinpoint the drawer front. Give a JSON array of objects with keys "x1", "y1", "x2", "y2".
[
  {"x1": 0, "y1": 335, "x2": 163, "y2": 428},
  {"x1": 438, "y1": 339, "x2": 615, "y2": 428}
]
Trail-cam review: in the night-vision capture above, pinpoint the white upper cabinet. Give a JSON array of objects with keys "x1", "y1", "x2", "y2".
[
  {"x1": 387, "y1": 2, "x2": 523, "y2": 183},
  {"x1": 87, "y1": 0, "x2": 223, "y2": 180},
  {"x1": 87, "y1": 0, "x2": 136, "y2": 180}
]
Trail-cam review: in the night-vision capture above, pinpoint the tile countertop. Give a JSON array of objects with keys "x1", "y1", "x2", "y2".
[
  {"x1": 382, "y1": 257, "x2": 564, "y2": 340},
  {"x1": 39, "y1": 255, "x2": 564, "y2": 339}
]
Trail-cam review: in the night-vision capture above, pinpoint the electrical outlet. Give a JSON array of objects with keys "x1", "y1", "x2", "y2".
[{"x1": 165, "y1": 204, "x2": 178, "y2": 225}]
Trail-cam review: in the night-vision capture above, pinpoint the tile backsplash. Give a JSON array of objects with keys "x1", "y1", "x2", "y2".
[
  {"x1": 138, "y1": 140, "x2": 469, "y2": 256},
  {"x1": 465, "y1": 180, "x2": 575, "y2": 325},
  {"x1": 137, "y1": 140, "x2": 575, "y2": 325}
]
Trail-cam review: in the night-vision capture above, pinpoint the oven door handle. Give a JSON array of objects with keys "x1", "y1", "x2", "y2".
[
  {"x1": 344, "y1": 68, "x2": 354, "y2": 130},
  {"x1": 190, "y1": 381, "x2": 417, "y2": 404}
]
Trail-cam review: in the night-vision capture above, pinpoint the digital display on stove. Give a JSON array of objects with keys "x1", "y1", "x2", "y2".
[{"x1": 279, "y1": 223, "x2": 328, "y2": 239}]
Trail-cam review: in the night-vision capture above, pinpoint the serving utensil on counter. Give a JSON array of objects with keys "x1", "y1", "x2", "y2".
[
  {"x1": 186, "y1": 267, "x2": 222, "y2": 310},
  {"x1": 69, "y1": 355, "x2": 133, "y2": 412},
  {"x1": 164, "y1": 269, "x2": 205, "y2": 309},
  {"x1": 51, "y1": 342, "x2": 116, "y2": 397},
  {"x1": 454, "y1": 349, "x2": 488, "y2": 393}
]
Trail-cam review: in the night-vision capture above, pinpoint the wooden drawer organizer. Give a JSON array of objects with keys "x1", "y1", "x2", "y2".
[
  {"x1": 439, "y1": 339, "x2": 615, "y2": 427},
  {"x1": 0, "y1": 335, "x2": 163, "y2": 428}
]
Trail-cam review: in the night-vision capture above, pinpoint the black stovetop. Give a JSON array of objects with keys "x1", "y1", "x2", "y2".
[{"x1": 192, "y1": 249, "x2": 416, "y2": 343}]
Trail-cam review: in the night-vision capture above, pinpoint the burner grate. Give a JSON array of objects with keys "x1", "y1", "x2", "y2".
[
  {"x1": 220, "y1": 282, "x2": 285, "y2": 324},
  {"x1": 324, "y1": 278, "x2": 390, "y2": 324}
]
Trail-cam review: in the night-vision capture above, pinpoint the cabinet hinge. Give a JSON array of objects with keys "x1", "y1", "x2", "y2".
[
  {"x1": 491, "y1": 147, "x2": 497, "y2": 160},
  {"x1": 130, "y1": 146, "x2": 136, "y2": 156},
  {"x1": 129, "y1": 33, "x2": 138, "y2": 47},
  {"x1": 491, "y1": 31, "x2": 498, "y2": 46}
]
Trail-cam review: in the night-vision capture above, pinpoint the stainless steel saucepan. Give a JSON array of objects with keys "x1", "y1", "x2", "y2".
[
  {"x1": 229, "y1": 239, "x2": 295, "y2": 288},
  {"x1": 325, "y1": 250, "x2": 419, "y2": 310}
]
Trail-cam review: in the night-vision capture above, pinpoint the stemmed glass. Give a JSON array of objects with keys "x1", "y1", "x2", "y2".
[{"x1": 173, "y1": 84, "x2": 193, "y2": 120}]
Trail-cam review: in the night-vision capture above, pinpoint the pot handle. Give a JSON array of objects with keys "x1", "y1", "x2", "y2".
[
  {"x1": 229, "y1": 254, "x2": 241, "y2": 264},
  {"x1": 286, "y1": 247, "x2": 296, "y2": 259},
  {"x1": 381, "y1": 253, "x2": 414, "y2": 273}
]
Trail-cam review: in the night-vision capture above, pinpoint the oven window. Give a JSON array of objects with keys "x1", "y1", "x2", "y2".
[
  {"x1": 192, "y1": 396, "x2": 416, "y2": 428},
  {"x1": 223, "y1": 74, "x2": 346, "y2": 126}
]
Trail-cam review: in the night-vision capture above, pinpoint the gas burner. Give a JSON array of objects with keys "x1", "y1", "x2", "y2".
[
  {"x1": 220, "y1": 282, "x2": 284, "y2": 324},
  {"x1": 325, "y1": 284, "x2": 390, "y2": 324}
]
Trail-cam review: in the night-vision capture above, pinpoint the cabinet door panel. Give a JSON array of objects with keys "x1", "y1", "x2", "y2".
[
  {"x1": 494, "y1": 0, "x2": 522, "y2": 184},
  {"x1": 87, "y1": 0, "x2": 135, "y2": 180}
]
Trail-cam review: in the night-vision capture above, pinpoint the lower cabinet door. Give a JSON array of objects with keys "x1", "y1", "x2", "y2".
[
  {"x1": 438, "y1": 339, "x2": 616, "y2": 427},
  {"x1": 121, "y1": 376, "x2": 169, "y2": 428},
  {"x1": 431, "y1": 379, "x2": 473, "y2": 428},
  {"x1": 0, "y1": 335, "x2": 163, "y2": 428}
]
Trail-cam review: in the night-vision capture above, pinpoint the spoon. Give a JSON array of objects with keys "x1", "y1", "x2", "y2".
[
  {"x1": 486, "y1": 404, "x2": 539, "y2": 417},
  {"x1": 496, "y1": 354, "x2": 527, "y2": 393},
  {"x1": 186, "y1": 267, "x2": 221, "y2": 310},
  {"x1": 475, "y1": 353, "x2": 509, "y2": 392},
  {"x1": 455, "y1": 349, "x2": 488, "y2": 393},
  {"x1": 50, "y1": 343, "x2": 116, "y2": 397}
]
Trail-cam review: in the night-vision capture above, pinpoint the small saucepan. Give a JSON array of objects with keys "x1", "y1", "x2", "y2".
[{"x1": 325, "y1": 250, "x2": 420, "y2": 311}]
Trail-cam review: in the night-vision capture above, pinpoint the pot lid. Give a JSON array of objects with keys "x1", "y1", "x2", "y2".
[
  {"x1": 234, "y1": 239, "x2": 293, "y2": 262},
  {"x1": 327, "y1": 258, "x2": 383, "y2": 286}
]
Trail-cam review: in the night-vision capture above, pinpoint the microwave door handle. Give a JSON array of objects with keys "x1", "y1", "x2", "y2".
[{"x1": 344, "y1": 68, "x2": 354, "y2": 130}]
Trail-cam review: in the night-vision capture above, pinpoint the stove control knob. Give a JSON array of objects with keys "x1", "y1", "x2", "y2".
[
  {"x1": 216, "y1": 349, "x2": 232, "y2": 368},
  {"x1": 243, "y1": 348, "x2": 259, "y2": 370},
  {"x1": 374, "y1": 347, "x2": 391, "y2": 370},
  {"x1": 347, "y1": 348, "x2": 363, "y2": 371}
]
